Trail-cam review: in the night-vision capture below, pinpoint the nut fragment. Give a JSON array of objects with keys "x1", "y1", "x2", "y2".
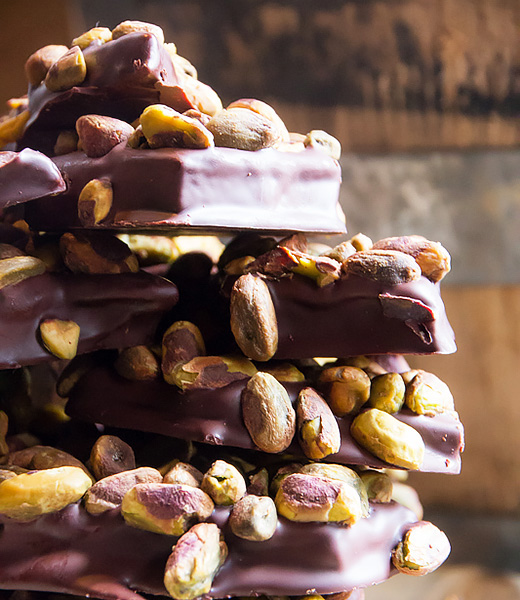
[
  {"x1": 241, "y1": 372, "x2": 296, "y2": 453},
  {"x1": 84, "y1": 466, "x2": 162, "y2": 514},
  {"x1": 39, "y1": 319, "x2": 80, "y2": 360},
  {"x1": 77, "y1": 178, "x2": 113, "y2": 225},
  {"x1": 405, "y1": 370, "x2": 455, "y2": 416},
  {"x1": 275, "y1": 472, "x2": 367, "y2": 524},
  {"x1": 318, "y1": 366, "x2": 371, "y2": 416},
  {"x1": 122, "y1": 483, "x2": 214, "y2": 536},
  {"x1": 247, "y1": 467, "x2": 269, "y2": 496},
  {"x1": 164, "y1": 522, "x2": 227, "y2": 600},
  {"x1": 349, "y1": 233, "x2": 373, "y2": 252},
  {"x1": 60, "y1": 232, "x2": 139, "y2": 274},
  {"x1": 372, "y1": 235, "x2": 451, "y2": 283},
  {"x1": 158, "y1": 77, "x2": 223, "y2": 117},
  {"x1": 164, "y1": 462, "x2": 203, "y2": 488},
  {"x1": 296, "y1": 387, "x2": 341, "y2": 459},
  {"x1": 90, "y1": 435, "x2": 136, "y2": 480},
  {"x1": 0, "y1": 244, "x2": 25, "y2": 260},
  {"x1": 9, "y1": 445, "x2": 91, "y2": 478},
  {"x1": 170, "y1": 355, "x2": 256, "y2": 391},
  {"x1": 25, "y1": 45, "x2": 68, "y2": 86},
  {"x1": 325, "y1": 240, "x2": 356, "y2": 263},
  {"x1": 368, "y1": 372, "x2": 406, "y2": 414},
  {"x1": 207, "y1": 108, "x2": 283, "y2": 151},
  {"x1": 0, "y1": 110, "x2": 30, "y2": 148},
  {"x1": 351, "y1": 408, "x2": 425, "y2": 470},
  {"x1": 162, "y1": 321, "x2": 206, "y2": 384},
  {"x1": 0, "y1": 466, "x2": 92, "y2": 520},
  {"x1": 112, "y1": 20, "x2": 165, "y2": 43},
  {"x1": 290, "y1": 251, "x2": 342, "y2": 287},
  {"x1": 339, "y1": 356, "x2": 387, "y2": 378},
  {"x1": 54, "y1": 130, "x2": 79, "y2": 155},
  {"x1": 201, "y1": 460, "x2": 246, "y2": 506},
  {"x1": 76, "y1": 115, "x2": 134, "y2": 158},
  {"x1": 115, "y1": 346, "x2": 159, "y2": 381},
  {"x1": 228, "y1": 98, "x2": 290, "y2": 142},
  {"x1": 359, "y1": 470, "x2": 393, "y2": 502},
  {"x1": 261, "y1": 362, "x2": 305, "y2": 383},
  {"x1": 229, "y1": 494, "x2": 278, "y2": 541},
  {"x1": 304, "y1": 130, "x2": 341, "y2": 160},
  {"x1": 230, "y1": 274, "x2": 278, "y2": 361},
  {"x1": 392, "y1": 521, "x2": 451, "y2": 576},
  {"x1": 343, "y1": 250, "x2": 421, "y2": 285},
  {"x1": 72, "y1": 27, "x2": 112, "y2": 50},
  {"x1": 0, "y1": 256, "x2": 46, "y2": 290},
  {"x1": 45, "y1": 46, "x2": 87, "y2": 92},
  {"x1": 140, "y1": 104, "x2": 214, "y2": 149}
]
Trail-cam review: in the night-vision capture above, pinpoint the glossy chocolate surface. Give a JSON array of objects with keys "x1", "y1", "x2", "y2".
[
  {"x1": 0, "y1": 501, "x2": 415, "y2": 598},
  {"x1": 66, "y1": 367, "x2": 464, "y2": 473},
  {"x1": 0, "y1": 271, "x2": 178, "y2": 369},
  {"x1": 0, "y1": 150, "x2": 65, "y2": 209},
  {"x1": 21, "y1": 145, "x2": 344, "y2": 234}
]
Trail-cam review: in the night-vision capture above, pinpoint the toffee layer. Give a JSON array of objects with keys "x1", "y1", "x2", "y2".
[
  {"x1": 21, "y1": 145, "x2": 344, "y2": 234},
  {"x1": 0, "y1": 150, "x2": 65, "y2": 209},
  {"x1": 0, "y1": 271, "x2": 178, "y2": 369},
  {"x1": 66, "y1": 367, "x2": 464, "y2": 473},
  {"x1": 0, "y1": 501, "x2": 415, "y2": 599}
]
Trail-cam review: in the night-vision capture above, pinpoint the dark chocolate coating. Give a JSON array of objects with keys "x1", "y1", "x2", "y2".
[
  {"x1": 266, "y1": 273, "x2": 456, "y2": 357},
  {"x1": 66, "y1": 367, "x2": 464, "y2": 473},
  {"x1": 19, "y1": 33, "x2": 182, "y2": 156},
  {"x1": 0, "y1": 501, "x2": 415, "y2": 598},
  {"x1": 0, "y1": 271, "x2": 178, "y2": 369},
  {"x1": 0, "y1": 150, "x2": 65, "y2": 209},
  {"x1": 21, "y1": 145, "x2": 344, "y2": 234}
]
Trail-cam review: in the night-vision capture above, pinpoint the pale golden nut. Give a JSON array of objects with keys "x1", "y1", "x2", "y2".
[
  {"x1": 392, "y1": 521, "x2": 451, "y2": 576},
  {"x1": 296, "y1": 387, "x2": 341, "y2": 459},
  {"x1": 261, "y1": 362, "x2": 305, "y2": 383},
  {"x1": 318, "y1": 366, "x2": 371, "y2": 416},
  {"x1": 228, "y1": 98, "x2": 290, "y2": 142},
  {"x1": 163, "y1": 462, "x2": 203, "y2": 488},
  {"x1": 115, "y1": 346, "x2": 159, "y2": 381},
  {"x1": 343, "y1": 250, "x2": 422, "y2": 285},
  {"x1": 359, "y1": 470, "x2": 393, "y2": 502},
  {"x1": 229, "y1": 494, "x2": 278, "y2": 541},
  {"x1": 201, "y1": 460, "x2": 246, "y2": 506},
  {"x1": 25, "y1": 45, "x2": 68, "y2": 86},
  {"x1": 39, "y1": 319, "x2": 80, "y2": 360},
  {"x1": 112, "y1": 20, "x2": 165, "y2": 43},
  {"x1": 45, "y1": 46, "x2": 87, "y2": 92},
  {"x1": 162, "y1": 321, "x2": 206, "y2": 384},
  {"x1": 207, "y1": 108, "x2": 283, "y2": 151},
  {"x1": 304, "y1": 130, "x2": 341, "y2": 160},
  {"x1": 54, "y1": 130, "x2": 79, "y2": 155},
  {"x1": 349, "y1": 233, "x2": 373, "y2": 252},
  {"x1": 169, "y1": 355, "x2": 256, "y2": 391},
  {"x1": 77, "y1": 178, "x2": 113, "y2": 226},
  {"x1": 0, "y1": 255, "x2": 46, "y2": 290},
  {"x1": 405, "y1": 370, "x2": 455, "y2": 416},
  {"x1": 368, "y1": 372, "x2": 406, "y2": 414},
  {"x1": 72, "y1": 27, "x2": 112, "y2": 50}
]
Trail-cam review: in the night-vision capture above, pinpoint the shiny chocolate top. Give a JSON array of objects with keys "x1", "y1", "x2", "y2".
[
  {"x1": 0, "y1": 501, "x2": 415, "y2": 598},
  {"x1": 0, "y1": 271, "x2": 178, "y2": 369},
  {"x1": 0, "y1": 149, "x2": 65, "y2": 209},
  {"x1": 66, "y1": 366, "x2": 464, "y2": 474},
  {"x1": 21, "y1": 145, "x2": 344, "y2": 234}
]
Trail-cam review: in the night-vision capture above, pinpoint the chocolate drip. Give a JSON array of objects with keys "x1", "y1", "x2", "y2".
[{"x1": 66, "y1": 366, "x2": 464, "y2": 473}]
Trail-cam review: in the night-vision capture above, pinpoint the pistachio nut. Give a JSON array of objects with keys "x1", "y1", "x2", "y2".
[
  {"x1": 140, "y1": 104, "x2": 214, "y2": 149},
  {"x1": 90, "y1": 435, "x2": 136, "y2": 480},
  {"x1": 401, "y1": 369, "x2": 421, "y2": 386},
  {"x1": 163, "y1": 461, "x2": 203, "y2": 488},
  {"x1": 119, "y1": 234, "x2": 180, "y2": 265},
  {"x1": 25, "y1": 44, "x2": 68, "y2": 86},
  {"x1": 0, "y1": 244, "x2": 25, "y2": 260},
  {"x1": 229, "y1": 494, "x2": 278, "y2": 541},
  {"x1": 122, "y1": 482, "x2": 214, "y2": 536},
  {"x1": 343, "y1": 250, "x2": 421, "y2": 285},
  {"x1": 275, "y1": 472, "x2": 367, "y2": 525},
  {"x1": 303, "y1": 130, "x2": 341, "y2": 160},
  {"x1": 112, "y1": 20, "x2": 165, "y2": 43},
  {"x1": 172, "y1": 76, "x2": 223, "y2": 117},
  {"x1": 290, "y1": 251, "x2": 342, "y2": 287},
  {"x1": 339, "y1": 356, "x2": 387, "y2": 378},
  {"x1": 217, "y1": 234, "x2": 276, "y2": 271},
  {"x1": 207, "y1": 107, "x2": 283, "y2": 151},
  {"x1": 318, "y1": 366, "x2": 371, "y2": 416},
  {"x1": 372, "y1": 235, "x2": 451, "y2": 283},
  {"x1": 9, "y1": 445, "x2": 91, "y2": 478},
  {"x1": 270, "y1": 463, "x2": 303, "y2": 497},
  {"x1": 0, "y1": 110, "x2": 30, "y2": 148},
  {"x1": 0, "y1": 255, "x2": 46, "y2": 290},
  {"x1": 296, "y1": 387, "x2": 341, "y2": 460},
  {"x1": 228, "y1": 98, "x2": 290, "y2": 142},
  {"x1": 45, "y1": 46, "x2": 87, "y2": 92},
  {"x1": 359, "y1": 470, "x2": 393, "y2": 502},
  {"x1": 162, "y1": 321, "x2": 206, "y2": 384},
  {"x1": 126, "y1": 124, "x2": 148, "y2": 149},
  {"x1": 84, "y1": 466, "x2": 162, "y2": 515},
  {"x1": 0, "y1": 469, "x2": 17, "y2": 483},
  {"x1": 324, "y1": 240, "x2": 356, "y2": 263},
  {"x1": 76, "y1": 115, "x2": 134, "y2": 158},
  {"x1": 223, "y1": 255, "x2": 256, "y2": 276},
  {"x1": 241, "y1": 372, "x2": 296, "y2": 453},
  {"x1": 351, "y1": 408, "x2": 425, "y2": 470},
  {"x1": 245, "y1": 245, "x2": 299, "y2": 278},
  {"x1": 170, "y1": 355, "x2": 256, "y2": 391},
  {"x1": 0, "y1": 466, "x2": 92, "y2": 520},
  {"x1": 77, "y1": 178, "x2": 113, "y2": 226},
  {"x1": 201, "y1": 460, "x2": 246, "y2": 506},
  {"x1": 261, "y1": 362, "x2": 305, "y2": 383},
  {"x1": 60, "y1": 232, "x2": 139, "y2": 274},
  {"x1": 54, "y1": 130, "x2": 79, "y2": 155},
  {"x1": 392, "y1": 521, "x2": 451, "y2": 576},
  {"x1": 39, "y1": 319, "x2": 80, "y2": 360},
  {"x1": 230, "y1": 273, "x2": 278, "y2": 361},
  {"x1": 405, "y1": 370, "x2": 454, "y2": 416},
  {"x1": 368, "y1": 372, "x2": 406, "y2": 414},
  {"x1": 115, "y1": 346, "x2": 160, "y2": 381},
  {"x1": 247, "y1": 467, "x2": 269, "y2": 496},
  {"x1": 72, "y1": 27, "x2": 112, "y2": 50},
  {"x1": 164, "y1": 522, "x2": 227, "y2": 600},
  {"x1": 349, "y1": 233, "x2": 373, "y2": 252}
]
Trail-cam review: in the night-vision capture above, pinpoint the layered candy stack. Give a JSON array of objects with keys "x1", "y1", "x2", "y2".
[{"x1": 0, "y1": 20, "x2": 464, "y2": 600}]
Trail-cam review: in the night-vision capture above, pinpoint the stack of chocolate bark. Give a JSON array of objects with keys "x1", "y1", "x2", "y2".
[{"x1": 0, "y1": 20, "x2": 463, "y2": 600}]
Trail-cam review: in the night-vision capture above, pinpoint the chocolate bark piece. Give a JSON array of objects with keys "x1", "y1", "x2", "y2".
[
  {"x1": 21, "y1": 146, "x2": 344, "y2": 234},
  {"x1": 0, "y1": 149, "x2": 66, "y2": 209},
  {"x1": 66, "y1": 366, "x2": 464, "y2": 474},
  {"x1": 0, "y1": 271, "x2": 178, "y2": 369},
  {"x1": 0, "y1": 501, "x2": 415, "y2": 598},
  {"x1": 19, "y1": 33, "x2": 183, "y2": 155}
]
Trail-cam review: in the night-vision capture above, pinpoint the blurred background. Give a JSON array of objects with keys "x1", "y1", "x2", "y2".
[{"x1": 1, "y1": 0, "x2": 519, "y2": 598}]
